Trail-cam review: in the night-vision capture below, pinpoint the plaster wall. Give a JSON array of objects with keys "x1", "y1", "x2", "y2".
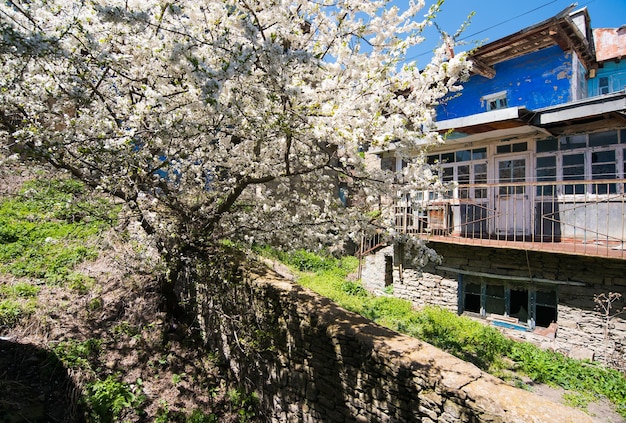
[{"x1": 437, "y1": 45, "x2": 573, "y2": 120}]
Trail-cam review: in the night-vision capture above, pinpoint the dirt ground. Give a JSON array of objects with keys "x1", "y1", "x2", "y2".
[{"x1": 0, "y1": 243, "x2": 248, "y2": 422}]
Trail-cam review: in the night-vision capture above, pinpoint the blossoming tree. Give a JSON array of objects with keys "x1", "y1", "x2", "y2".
[{"x1": 0, "y1": 0, "x2": 469, "y2": 289}]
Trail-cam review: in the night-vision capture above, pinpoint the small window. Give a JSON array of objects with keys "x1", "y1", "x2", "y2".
[
  {"x1": 381, "y1": 156, "x2": 395, "y2": 171},
  {"x1": 589, "y1": 131, "x2": 618, "y2": 147},
  {"x1": 599, "y1": 76, "x2": 609, "y2": 95},
  {"x1": 485, "y1": 285, "x2": 505, "y2": 315},
  {"x1": 455, "y1": 150, "x2": 471, "y2": 162},
  {"x1": 536, "y1": 156, "x2": 556, "y2": 196},
  {"x1": 473, "y1": 163, "x2": 488, "y2": 199},
  {"x1": 441, "y1": 152, "x2": 455, "y2": 164},
  {"x1": 464, "y1": 283, "x2": 481, "y2": 313},
  {"x1": 484, "y1": 91, "x2": 508, "y2": 111},
  {"x1": 561, "y1": 134, "x2": 587, "y2": 150},
  {"x1": 472, "y1": 148, "x2": 487, "y2": 160},
  {"x1": 536, "y1": 290, "x2": 557, "y2": 328},
  {"x1": 563, "y1": 153, "x2": 585, "y2": 194},
  {"x1": 458, "y1": 165, "x2": 470, "y2": 199},
  {"x1": 591, "y1": 150, "x2": 616, "y2": 194},
  {"x1": 536, "y1": 138, "x2": 558, "y2": 153}
]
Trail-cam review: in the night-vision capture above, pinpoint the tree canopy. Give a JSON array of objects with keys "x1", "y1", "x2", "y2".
[{"x1": 0, "y1": 0, "x2": 469, "y2": 262}]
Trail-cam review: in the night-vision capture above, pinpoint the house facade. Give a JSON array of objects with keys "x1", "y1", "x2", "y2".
[{"x1": 362, "y1": 7, "x2": 626, "y2": 367}]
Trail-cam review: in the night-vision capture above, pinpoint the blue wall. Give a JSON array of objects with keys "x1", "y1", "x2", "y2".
[
  {"x1": 437, "y1": 45, "x2": 573, "y2": 121},
  {"x1": 588, "y1": 60, "x2": 626, "y2": 97}
]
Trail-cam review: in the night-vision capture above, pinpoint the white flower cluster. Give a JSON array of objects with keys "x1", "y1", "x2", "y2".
[{"x1": 0, "y1": 0, "x2": 470, "y2": 256}]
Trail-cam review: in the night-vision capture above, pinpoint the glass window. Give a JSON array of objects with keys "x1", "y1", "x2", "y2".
[
  {"x1": 589, "y1": 131, "x2": 618, "y2": 147},
  {"x1": 563, "y1": 153, "x2": 585, "y2": 194},
  {"x1": 591, "y1": 150, "x2": 616, "y2": 194},
  {"x1": 442, "y1": 166, "x2": 454, "y2": 198},
  {"x1": 486, "y1": 93, "x2": 508, "y2": 111},
  {"x1": 496, "y1": 144, "x2": 511, "y2": 154},
  {"x1": 561, "y1": 134, "x2": 587, "y2": 150},
  {"x1": 512, "y1": 142, "x2": 527, "y2": 153},
  {"x1": 381, "y1": 156, "x2": 395, "y2": 171},
  {"x1": 485, "y1": 285, "x2": 505, "y2": 315},
  {"x1": 536, "y1": 156, "x2": 556, "y2": 196},
  {"x1": 441, "y1": 152, "x2": 455, "y2": 164},
  {"x1": 536, "y1": 138, "x2": 558, "y2": 153},
  {"x1": 499, "y1": 159, "x2": 525, "y2": 195},
  {"x1": 458, "y1": 165, "x2": 470, "y2": 199},
  {"x1": 472, "y1": 148, "x2": 487, "y2": 160},
  {"x1": 427, "y1": 154, "x2": 438, "y2": 165},
  {"x1": 464, "y1": 283, "x2": 481, "y2": 313},
  {"x1": 599, "y1": 76, "x2": 609, "y2": 95},
  {"x1": 474, "y1": 163, "x2": 488, "y2": 199},
  {"x1": 536, "y1": 290, "x2": 557, "y2": 328},
  {"x1": 456, "y1": 150, "x2": 471, "y2": 162}
]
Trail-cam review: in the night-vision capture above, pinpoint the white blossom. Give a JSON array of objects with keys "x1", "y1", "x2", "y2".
[{"x1": 0, "y1": 0, "x2": 469, "y2": 258}]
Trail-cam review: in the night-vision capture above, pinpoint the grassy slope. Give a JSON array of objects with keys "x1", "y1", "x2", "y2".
[{"x1": 0, "y1": 172, "x2": 257, "y2": 422}]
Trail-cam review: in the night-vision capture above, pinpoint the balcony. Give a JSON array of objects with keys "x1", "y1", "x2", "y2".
[{"x1": 393, "y1": 179, "x2": 626, "y2": 259}]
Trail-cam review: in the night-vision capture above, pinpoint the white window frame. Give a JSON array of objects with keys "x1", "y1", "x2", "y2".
[{"x1": 483, "y1": 90, "x2": 508, "y2": 111}]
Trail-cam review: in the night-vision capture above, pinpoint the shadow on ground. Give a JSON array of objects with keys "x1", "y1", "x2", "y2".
[{"x1": 0, "y1": 339, "x2": 84, "y2": 423}]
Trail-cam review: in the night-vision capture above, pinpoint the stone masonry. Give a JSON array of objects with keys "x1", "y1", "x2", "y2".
[
  {"x1": 361, "y1": 242, "x2": 626, "y2": 367},
  {"x1": 198, "y1": 260, "x2": 592, "y2": 422}
]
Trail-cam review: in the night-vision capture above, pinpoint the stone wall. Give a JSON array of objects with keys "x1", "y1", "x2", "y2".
[
  {"x1": 198, "y1": 260, "x2": 591, "y2": 422},
  {"x1": 361, "y1": 242, "x2": 626, "y2": 366}
]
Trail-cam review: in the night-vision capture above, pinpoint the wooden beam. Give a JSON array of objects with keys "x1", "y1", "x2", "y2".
[{"x1": 470, "y1": 57, "x2": 496, "y2": 79}]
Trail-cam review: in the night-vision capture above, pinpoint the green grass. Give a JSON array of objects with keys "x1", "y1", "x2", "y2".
[
  {"x1": 0, "y1": 178, "x2": 117, "y2": 284},
  {"x1": 269, "y1": 248, "x2": 626, "y2": 418}
]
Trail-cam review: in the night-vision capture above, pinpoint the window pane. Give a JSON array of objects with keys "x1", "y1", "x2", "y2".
[
  {"x1": 485, "y1": 284, "x2": 505, "y2": 315},
  {"x1": 464, "y1": 282, "x2": 481, "y2": 313},
  {"x1": 591, "y1": 150, "x2": 616, "y2": 194},
  {"x1": 458, "y1": 165, "x2": 470, "y2": 198},
  {"x1": 536, "y1": 156, "x2": 556, "y2": 196},
  {"x1": 497, "y1": 144, "x2": 511, "y2": 154},
  {"x1": 563, "y1": 153, "x2": 585, "y2": 194},
  {"x1": 381, "y1": 157, "x2": 395, "y2": 171},
  {"x1": 472, "y1": 148, "x2": 487, "y2": 160},
  {"x1": 536, "y1": 138, "x2": 558, "y2": 153},
  {"x1": 441, "y1": 152, "x2": 455, "y2": 163},
  {"x1": 456, "y1": 150, "x2": 471, "y2": 162},
  {"x1": 512, "y1": 142, "x2": 527, "y2": 152},
  {"x1": 561, "y1": 135, "x2": 586, "y2": 150},
  {"x1": 474, "y1": 163, "x2": 487, "y2": 199},
  {"x1": 427, "y1": 154, "x2": 438, "y2": 165},
  {"x1": 589, "y1": 131, "x2": 618, "y2": 147}
]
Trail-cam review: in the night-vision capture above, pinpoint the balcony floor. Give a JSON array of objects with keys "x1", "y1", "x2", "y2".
[{"x1": 426, "y1": 233, "x2": 626, "y2": 260}]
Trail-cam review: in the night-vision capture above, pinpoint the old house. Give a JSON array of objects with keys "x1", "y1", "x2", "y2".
[{"x1": 362, "y1": 7, "x2": 626, "y2": 366}]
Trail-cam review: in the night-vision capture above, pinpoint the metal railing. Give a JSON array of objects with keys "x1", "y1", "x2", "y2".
[{"x1": 393, "y1": 179, "x2": 626, "y2": 259}]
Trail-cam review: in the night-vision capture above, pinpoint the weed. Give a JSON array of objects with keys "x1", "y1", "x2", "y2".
[
  {"x1": 0, "y1": 177, "x2": 117, "y2": 284},
  {"x1": 341, "y1": 280, "x2": 368, "y2": 297},
  {"x1": 111, "y1": 321, "x2": 141, "y2": 338},
  {"x1": 186, "y1": 409, "x2": 218, "y2": 423},
  {"x1": 52, "y1": 338, "x2": 102, "y2": 370},
  {"x1": 88, "y1": 297, "x2": 103, "y2": 311},
  {"x1": 84, "y1": 375, "x2": 145, "y2": 423},
  {"x1": 0, "y1": 298, "x2": 35, "y2": 327}
]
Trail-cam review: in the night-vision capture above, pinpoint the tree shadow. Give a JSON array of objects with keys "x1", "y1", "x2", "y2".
[{"x1": 0, "y1": 339, "x2": 85, "y2": 423}]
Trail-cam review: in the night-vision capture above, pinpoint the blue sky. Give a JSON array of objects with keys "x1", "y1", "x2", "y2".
[{"x1": 403, "y1": 0, "x2": 626, "y2": 65}]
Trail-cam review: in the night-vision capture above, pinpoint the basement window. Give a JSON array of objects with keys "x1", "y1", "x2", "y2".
[{"x1": 460, "y1": 278, "x2": 558, "y2": 329}]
